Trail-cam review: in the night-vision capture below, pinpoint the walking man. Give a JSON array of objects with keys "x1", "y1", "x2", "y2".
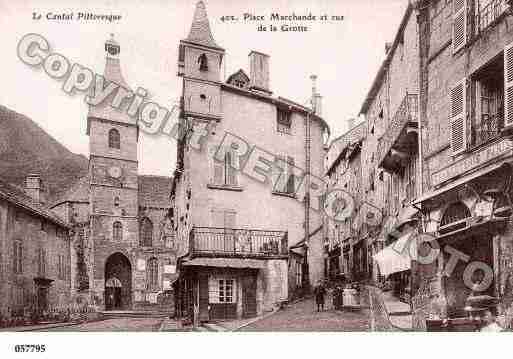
[{"x1": 314, "y1": 281, "x2": 326, "y2": 312}]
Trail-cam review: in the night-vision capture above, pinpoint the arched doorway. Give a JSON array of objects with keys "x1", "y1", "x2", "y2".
[{"x1": 105, "y1": 253, "x2": 132, "y2": 310}]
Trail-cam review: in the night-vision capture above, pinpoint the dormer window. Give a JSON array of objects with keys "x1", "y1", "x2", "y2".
[{"x1": 198, "y1": 53, "x2": 208, "y2": 71}]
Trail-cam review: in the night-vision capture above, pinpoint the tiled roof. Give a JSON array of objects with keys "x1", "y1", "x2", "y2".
[
  {"x1": 50, "y1": 176, "x2": 90, "y2": 207},
  {"x1": 185, "y1": 1, "x2": 222, "y2": 49},
  {"x1": 326, "y1": 121, "x2": 367, "y2": 174},
  {"x1": 138, "y1": 175, "x2": 172, "y2": 208},
  {"x1": 0, "y1": 178, "x2": 70, "y2": 228}
]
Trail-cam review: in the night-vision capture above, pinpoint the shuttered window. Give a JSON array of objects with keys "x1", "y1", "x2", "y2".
[
  {"x1": 450, "y1": 79, "x2": 467, "y2": 154},
  {"x1": 505, "y1": 42, "x2": 513, "y2": 127},
  {"x1": 13, "y1": 240, "x2": 22, "y2": 274},
  {"x1": 452, "y1": 0, "x2": 467, "y2": 53},
  {"x1": 211, "y1": 146, "x2": 238, "y2": 186}
]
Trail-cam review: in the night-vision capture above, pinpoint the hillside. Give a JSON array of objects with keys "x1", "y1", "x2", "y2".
[{"x1": 0, "y1": 105, "x2": 88, "y2": 203}]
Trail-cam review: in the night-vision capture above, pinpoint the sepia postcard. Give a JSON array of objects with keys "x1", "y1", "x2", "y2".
[{"x1": 1, "y1": 0, "x2": 513, "y2": 357}]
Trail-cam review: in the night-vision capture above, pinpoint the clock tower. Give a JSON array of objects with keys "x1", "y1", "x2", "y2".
[{"x1": 87, "y1": 34, "x2": 139, "y2": 308}]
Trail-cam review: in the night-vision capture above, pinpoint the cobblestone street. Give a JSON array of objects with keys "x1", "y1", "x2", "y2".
[
  {"x1": 41, "y1": 318, "x2": 163, "y2": 332},
  {"x1": 240, "y1": 298, "x2": 370, "y2": 332}
]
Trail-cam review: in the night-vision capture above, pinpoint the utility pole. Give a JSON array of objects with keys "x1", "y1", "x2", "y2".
[{"x1": 303, "y1": 75, "x2": 317, "y2": 291}]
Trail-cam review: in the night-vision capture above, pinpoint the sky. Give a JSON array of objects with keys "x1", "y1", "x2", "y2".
[{"x1": 0, "y1": 0, "x2": 408, "y2": 176}]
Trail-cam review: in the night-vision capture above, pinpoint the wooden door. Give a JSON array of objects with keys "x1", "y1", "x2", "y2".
[
  {"x1": 242, "y1": 276, "x2": 257, "y2": 318},
  {"x1": 198, "y1": 275, "x2": 209, "y2": 322}
]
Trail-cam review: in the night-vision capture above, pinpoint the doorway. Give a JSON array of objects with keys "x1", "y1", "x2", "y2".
[
  {"x1": 104, "y1": 253, "x2": 132, "y2": 310},
  {"x1": 242, "y1": 275, "x2": 257, "y2": 318}
]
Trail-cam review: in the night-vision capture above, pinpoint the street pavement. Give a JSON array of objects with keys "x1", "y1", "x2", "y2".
[
  {"x1": 240, "y1": 298, "x2": 370, "y2": 331},
  {"x1": 41, "y1": 317, "x2": 163, "y2": 332}
]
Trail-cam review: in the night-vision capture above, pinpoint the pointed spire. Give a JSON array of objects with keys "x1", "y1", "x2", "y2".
[
  {"x1": 102, "y1": 33, "x2": 129, "y2": 89},
  {"x1": 186, "y1": 1, "x2": 221, "y2": 49},
  {"x1": 88, "y1": 34, "x2": 133, "y2": 127}
]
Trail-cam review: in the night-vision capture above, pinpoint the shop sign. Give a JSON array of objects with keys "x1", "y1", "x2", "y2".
[{"x1": 432, "y1": 139, "x2": 513, "y2": 187}]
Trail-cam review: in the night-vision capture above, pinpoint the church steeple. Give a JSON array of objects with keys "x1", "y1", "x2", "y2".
[
  {"x1": 102, "y1": 34, "x2": 129, "y2": 89},
  {"x1": 185, "y1": 1, "x2": 222, "y2": 49},
  {"x1": 88, "y1": 34, "x2": 133, "y2": 131}
]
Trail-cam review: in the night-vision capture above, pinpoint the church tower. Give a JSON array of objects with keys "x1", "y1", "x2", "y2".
[
  {"x1": 178, "y1": 1, "x2": 224, "y2": 121},
  {"x1": 87, "y1": 35, "x2": 139, "y2": 309}
]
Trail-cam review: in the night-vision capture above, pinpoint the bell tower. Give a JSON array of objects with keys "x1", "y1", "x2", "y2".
[
  {"x1": 87, "y1": 34, "x2": 140, "y2": 305},
  {"x1": 178, "y1": 1, "x2": 224, "y2": 121}
]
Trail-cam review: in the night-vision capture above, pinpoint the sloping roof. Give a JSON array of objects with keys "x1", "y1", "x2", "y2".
[
  {"x1": 185, "y1": 1, "x2": 222, "y2": 49},
  {"x1": 50, "y1": 176, "x2": 90, "y2": 207},
  {"x1": 88, "y1": 35, "x2": 135, "y2": 128},
  {"x1": 326, "y1": 121, "x2": 367, "y2": 174},
  {"x1": 359, "y1": 3, "x2": 413, "y2": 115},
  {"x1": 138, "y1": 175, "x2": 172, "y2": 208},
  {"x1": 0, "y1": 178, "x2": 70, "y2": 228}
]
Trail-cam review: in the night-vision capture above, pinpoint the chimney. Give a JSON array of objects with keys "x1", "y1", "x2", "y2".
[
  {"x1": 385, "y1": 42, "x2": 393, "y2": 54},
  {"x1": 249, "y1": 51, "x2": 271, "y2": 94},
  {"x1": 25, "y1": 174, "x2": 43, "y2": 203},
  {"x1": 310, "y1": 74, "x2": 322, "y2": 116}
]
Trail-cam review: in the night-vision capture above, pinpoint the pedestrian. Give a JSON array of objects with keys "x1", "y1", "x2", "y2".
[{"x1": 314, "y1": 281, "x2": 326, "y2": 312}]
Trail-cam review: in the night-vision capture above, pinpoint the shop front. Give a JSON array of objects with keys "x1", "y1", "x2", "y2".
[{"x1": 412, "y1": 142, "x2": 513, "y2": 330}]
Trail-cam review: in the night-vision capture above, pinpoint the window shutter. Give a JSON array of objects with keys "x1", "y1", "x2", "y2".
[
  {"x1": 450, "y1": 79, "x2": 467, "y2": 154},
  {"x1": 452, "y1": 0, "x2": 467, "y2": 53},
  {"x1": 286, "y1": 156, "x2": 295, "y2": 193},
  {"x1": 212, "y1": 146, "x2": 224, "y2": 184},
  {"x1": 504, "y1": 42, "x2": 513, "y2": 127},
  {"x1": 211, "y1": 209, "x2": 224, "y2": 228},
  {"x1": 225, "y1": 151, "x2": 237, "y2": 185},
  {"x1": 224, "y1": 211, "x2": 236, "y2": 230}
]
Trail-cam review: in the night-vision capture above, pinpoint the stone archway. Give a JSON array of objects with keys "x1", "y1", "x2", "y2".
[{"x1": 105, "y1": 253, "x2": 132, "y2": 310}]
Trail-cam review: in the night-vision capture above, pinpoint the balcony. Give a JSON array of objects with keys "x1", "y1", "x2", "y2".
[
  {"x1": 190, "y1": 227, "x2": 288, "y2": 258},
  {"x1": 472, "y1": 114, "x2": 504, "y2": 147},
  {"x1": 475, "y1": 0, "x2": 509, "y2": 35},
  {"x1": 376, "y1": 94, "x2": 419, "y2": 173}
]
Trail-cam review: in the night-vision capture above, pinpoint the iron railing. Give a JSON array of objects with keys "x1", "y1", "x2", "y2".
[
  {"x1": 376, "y1": 93, "x2": 418, "y2": 169},
  {"x1": 190, "y1": 227, "x2": 288, "y2": 257},
  {"x1": 472, "y1": 114, "x2": 503, "y2": 147},
  {"x1": 475, "y1": 0, "x2": 508, "y2": 34}
]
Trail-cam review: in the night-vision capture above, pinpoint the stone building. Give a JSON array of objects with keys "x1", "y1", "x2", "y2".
[
  {"x1": 172, "y1": 1, "x2": 330, "y2": 321},
  {"x1": 49, "y1": 35, "x2": 177, "y2": 312},
  {"x1": 411, "y1": 0, "x2": 513, "y2": 330},
  {"x1": 324, "y1": 3, "x2": 421, "y2": 301},
  {"x1": 0, "y1": 176, "x2": 72, "y2": 320},
  {"x1": 324, "y1": 120, "x2": 367, "y2": 283}
]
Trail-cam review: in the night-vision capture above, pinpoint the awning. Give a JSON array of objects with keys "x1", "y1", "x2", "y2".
[
  {"x1": 181, "y1": 257, "x2": 266, "y2": 269},
  {"x1": 414, "y1": 162, "x2": 507, "y2": 205},
  {"x1": 373, "y1": 231, "x2": 416, "y2": 276}
]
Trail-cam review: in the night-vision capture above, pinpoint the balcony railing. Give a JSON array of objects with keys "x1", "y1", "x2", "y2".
[
  {"x1": 190, "y1": 227, "x2": 288, "y2": 257},
  {"x1": 376, "y1": 94, "x2": 418, "y2": 173},
  {"x1": 475, "y1": 0, "x2": 508, "y2": 34},
  {"x1": 472, "y1": 114, "x2": 503, "y2": 147}
]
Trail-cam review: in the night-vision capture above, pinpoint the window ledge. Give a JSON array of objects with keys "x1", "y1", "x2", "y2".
[
  {"x1": 272, "y1": 191, "x2": 297, "y2": 199},
  {"x1": 207, "y1": 184, "x2": 243, "y2": 192}
]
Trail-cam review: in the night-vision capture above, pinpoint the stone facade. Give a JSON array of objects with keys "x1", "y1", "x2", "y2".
[
  {"x1": 0, "y1": 180, "x2": 71, "y2": 320},
  {"x1": 49, "y1": 37, "x2": 177, "y2": 312},
  {"x1": 172, "y1": 1, "x2": 329, "y2": 320},
  {"x1": 324, "y1": 3, "x2": 420, "y2": 291},
  {"x1": 412, "y1": 0, "x2": 513, "y2": 330}
]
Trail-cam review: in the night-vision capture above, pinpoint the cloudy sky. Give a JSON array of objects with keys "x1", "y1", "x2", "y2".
[{"x1": 0, "y1": 0, "x2": 408, "y2": 176}]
